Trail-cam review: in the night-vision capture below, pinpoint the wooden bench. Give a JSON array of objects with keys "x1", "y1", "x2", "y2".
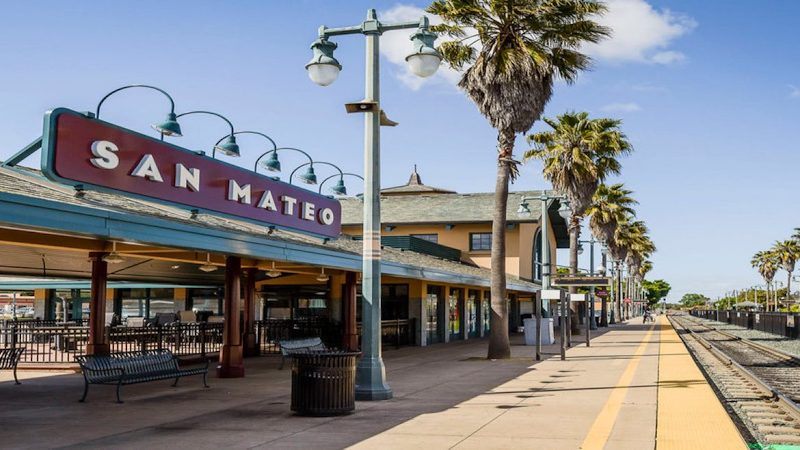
[
  {"x1": 278, "y1": 337, "x2": 327, "y2": 370},
  {"x1": 75, "y1": 350, "x2": 209, "y2": 403},
  {"x1": 0, "y1": 347, "x2": 25, "y2": 385}
]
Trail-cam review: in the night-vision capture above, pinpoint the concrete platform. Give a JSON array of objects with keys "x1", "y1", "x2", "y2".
[{"x1": 0, "y1": 317, "x2": 745, "y2": 449}]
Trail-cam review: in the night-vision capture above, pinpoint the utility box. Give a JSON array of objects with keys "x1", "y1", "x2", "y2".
[{"x1": 523, "y1": 318, "x2": 555, "y2": 345}]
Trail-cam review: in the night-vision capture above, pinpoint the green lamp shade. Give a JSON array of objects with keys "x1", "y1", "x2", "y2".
[
  {"x1": 331, "y1": 178, "x2": 347, "y2": 196},
  {"x1": 215, "y1": 135, "x2": 240, "y2": 157},
  {"x1": 299, "y1": 166, "x2": 317, "y2": 185},
  {"x1": 516, "y1": 201, "x2": 532, "y2": 218},
  {"x1": 153, "y1": 112, "x2": 183, "y2": 137},
  {"x1": 262, "y1": 152, "x2": 281, "y2": 172}
]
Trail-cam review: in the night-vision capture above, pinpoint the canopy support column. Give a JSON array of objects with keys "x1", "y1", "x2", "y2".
[
  {"x1": 343, "y1": 272, "x2": 359, "y2": 351},
  {"x1": 243, "y1": 268, "x2": 258, "y2": 357},
  {"x1": 86, "y1": 252, "x2": 110, "y2": 356},
  {"x1": 218, "y1": 256, "x2": 244, "y2": 378}
]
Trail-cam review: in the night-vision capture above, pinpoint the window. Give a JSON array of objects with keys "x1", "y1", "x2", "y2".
[
  {"x1": 470, "y1": 232, "x2": 492, "y2": 251},
  {"x1": 411, "y1": 233, "x2": 438, "y2": 244}
]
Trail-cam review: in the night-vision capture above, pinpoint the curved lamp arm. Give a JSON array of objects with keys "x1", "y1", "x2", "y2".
[
  {"x1": 254, "y1": 147, "x2": 314, "y2": 172},
  {"x1": 174, "y1": 111, "x2": 235, "y2": 157},
  {"x1": 319, "y1": 172, "x2": 364, "y2": 194},
  {"x1": 289, "y1": 161, "x2": 343, "y2": 184},
  {"x1": 215, "y1": 131, "x2": 277, "y2": 154},
  {"x1": 96, "y1": 84, "x2": 176, "y2": 119}
]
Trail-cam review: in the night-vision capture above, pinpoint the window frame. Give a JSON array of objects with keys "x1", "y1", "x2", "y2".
[
  {"x1": 410, "y1": 233, "x2": 439, "y2": 244},
  {"x1": 469, "y1": 232, "x2": 492, "y2": 251}
]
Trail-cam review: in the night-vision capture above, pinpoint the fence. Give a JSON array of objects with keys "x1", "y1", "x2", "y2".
[
  {"x1": 0, "y1": 320, "x2": 224, "y2": 364},
  {"x1": 357, "y1": 319, "x2": 416, "y2": 349},
  {"x1": 2, "y1": 317, "x2": 417, "y2": 364},
  {"x1": 690, "y1": 310, "x2": 800, "y2": 339},
  {"x1": 255, "y1": 318, "x2": 341, "y2": 354}
]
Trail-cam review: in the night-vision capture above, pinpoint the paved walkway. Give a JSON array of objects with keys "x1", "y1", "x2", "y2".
[{"x1": 0, "y1": 317, "x2": 745, "y2": 449}]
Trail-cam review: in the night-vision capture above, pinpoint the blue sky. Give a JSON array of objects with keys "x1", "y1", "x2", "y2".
[{"x1": 1, "y1": 1, "x2": 798, "y2": 302}]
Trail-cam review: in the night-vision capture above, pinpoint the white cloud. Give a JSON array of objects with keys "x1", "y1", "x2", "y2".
[
  {"x1": 602, "y1": 102, "x2": 642, "y2": 112},
  {"x1": 380, "y1": 0, "x2": 696, "y2": 90},
  {"x1": 585, "y1": 0, "x2": 696, "y2": 65},
  {"x1": 789, "y1": 84, "x2": 800, "y2": 99}
]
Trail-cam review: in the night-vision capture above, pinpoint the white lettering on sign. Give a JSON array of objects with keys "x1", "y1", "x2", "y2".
[
  {"x1": 90, "y1": 140, "x2": 119, "y2": 169},
  {"x1": 81, "y1": 138, "x2": 340, "y2": 231},
  {"x1": 174, "y1": 164, "x2": 200, "y2": 192},
  {"x1": 281, "y1": 196, "x2": 297, "y2": 215},
  {"x1": 318, "y1": 207, "x2": 335, "y2": 225},
  {"x1": 227, "y1": 180, "x2": 251, "y2": 204},
  {"x1": 302, "y1": 202, "x2": 315, "y2": 221},
  {"x1": 256, "y1": 190, "x2": 277, "y2": 211},
  {"x1": 131, "y1": 154, "x2": 164, "y2": 182}
]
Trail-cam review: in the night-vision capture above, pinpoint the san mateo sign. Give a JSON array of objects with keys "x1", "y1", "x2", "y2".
[{"x1": 40, "y1": 108, "x2": 342, "y2": 238}]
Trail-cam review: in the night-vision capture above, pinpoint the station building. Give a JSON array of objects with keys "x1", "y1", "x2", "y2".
[{"x1": 0, "y1": 108, "x2": 569, "y2": 373}]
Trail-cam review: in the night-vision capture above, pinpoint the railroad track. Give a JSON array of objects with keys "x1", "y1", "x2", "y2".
[{"x1": 670, "y1": 313, "x2": 800, "y2": 446}]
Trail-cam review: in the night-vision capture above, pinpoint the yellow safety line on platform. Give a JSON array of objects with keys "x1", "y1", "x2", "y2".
[
  {"x1": 580, "y1": 321, "x2": 656, "y2": 450},
  {"x1": 656, "y1": 315, "x2": 746, "y2": 449}
]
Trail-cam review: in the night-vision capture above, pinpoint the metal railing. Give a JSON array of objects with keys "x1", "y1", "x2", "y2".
[
  {"x1": 0, "y1": 320, "x2": 224, "y2": 364},
  {"x1": 255, "y1": 318, "x2": 341, "y2": 354},
  {"x1": 357, "y1": 319, "x2": 416, "y2": 349}
]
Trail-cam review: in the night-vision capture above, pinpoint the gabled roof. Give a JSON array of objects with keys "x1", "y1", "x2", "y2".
[{"x1": 380, "y1": 166, "x2": 455, "y2": 196}]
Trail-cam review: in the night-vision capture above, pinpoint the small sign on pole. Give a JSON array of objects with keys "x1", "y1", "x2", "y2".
[
  {"x1": 552, "y1": 276, "x2": 611, "y2": 287},
  {"x1": 541, "y1": 289, "x2": 563, "y2": 300},
  {"x1": 569, "y1": 293, "x2": 587, "y2": 302}
]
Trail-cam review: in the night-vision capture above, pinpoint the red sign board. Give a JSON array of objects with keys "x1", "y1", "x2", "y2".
[{"x1": 41, "y1": 108, "x2": 342, "y2": 238}]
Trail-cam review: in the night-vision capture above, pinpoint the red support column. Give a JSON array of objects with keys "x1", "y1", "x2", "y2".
[
  {"x1": 218, "y1": 256, "x2": 244, "y2": 378},
  {"x1": 86, "y1": 252, "x2": 110, "y2": 356},
  {"x1": 242, "y1": 268, "x2": 258, "y2": 357},
  {"x1": 342, "y1": 272, "x2": 359, "y2": 351}
]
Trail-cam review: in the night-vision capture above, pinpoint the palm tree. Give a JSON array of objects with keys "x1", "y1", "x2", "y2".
[
  {"x1": 429, "y1": 0, "x2": 609, "y2": 359},
  {"x1": 751, "y1": 250, "x2": 778, "y2": 310},
  {"x1": 586, "y1": 183, "x2": 637, "y2": 325},
  {"x1": 770, "y1": 240, "x2": 800, "y2": 306},
  {"x1": 526, "y1": 112, "x2": 632, "y2": 328}
]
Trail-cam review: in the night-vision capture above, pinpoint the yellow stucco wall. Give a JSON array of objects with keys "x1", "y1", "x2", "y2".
[{"x1": 342, "y1": 219, "x2": 558, "y2": 281}]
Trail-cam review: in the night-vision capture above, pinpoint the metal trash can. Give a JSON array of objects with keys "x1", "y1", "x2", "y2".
[{"x1": 291, "y1": 351, "x2": 360, "y2": 416}]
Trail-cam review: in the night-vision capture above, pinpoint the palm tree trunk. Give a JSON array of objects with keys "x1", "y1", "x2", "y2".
[
  {"x1": 487, "y1": 131, "x2": 513, "y2": 359},
  {"x1": 568, "y1": 216, "x2": 580, "y2": 335}
]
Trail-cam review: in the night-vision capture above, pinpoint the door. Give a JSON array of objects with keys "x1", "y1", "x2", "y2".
[
  {"x1": 467, "y1": 290, "x2": 479, "y2": 338},
  {"x1": 425, "y1": 288, "x2": 440, "y2": 344},
  {"x1": 448, "y1": 288, "x2": 464, "y2": 340},
  {"x1": 482, "y1": 291, "x2": 491, "y2": 335}
]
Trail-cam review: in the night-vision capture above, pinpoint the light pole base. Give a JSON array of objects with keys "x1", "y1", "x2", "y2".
[{"x1": 355, "y1": 357, "x2": 393, "y2": 401}]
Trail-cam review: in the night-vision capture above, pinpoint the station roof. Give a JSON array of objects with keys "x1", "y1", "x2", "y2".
[
  {"x1": 340, "y1": 167, "x2": 570, "y2": 247},
  {"x1": 0, "y1": 165, "x2": 540, "y2": 293}
]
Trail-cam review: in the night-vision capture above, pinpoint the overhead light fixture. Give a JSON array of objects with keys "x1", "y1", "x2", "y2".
[
  {"x1": 170, "y1": 264, "x2": 181, "y2": 270},
  {"x1": 517, "y1": 201, "x2": 532, "y2": 218},
  {"x1": 266, "y1": 261, "x2": 282, "y2": 278},
  {"x1": 405, "y1": 20, "x2": 441, "y2": 78},
  {"x1": 103, "y1": 242, "x2": 125, "y2": 264},
  {"x1": 198, "y1": 253, "x2": 218, "y2": 273},
  {"x1": 316, "y1": 267, "x2": 330, "y2": 282},
  {"x1": 306, "y1": 37, "x2": 342, "y2": 87}
]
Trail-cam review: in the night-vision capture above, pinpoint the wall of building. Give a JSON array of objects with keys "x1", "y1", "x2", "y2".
[{"x1": 342, "y1": 219, "x2": 557, "y2": 282}]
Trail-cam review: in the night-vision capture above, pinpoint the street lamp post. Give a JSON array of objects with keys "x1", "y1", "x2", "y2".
[
  {"x1": 599, "y1": 243, "x2": 609, "y2": 327},
  {"x1": 517, "y1": 193, "x2": 571, "y2": 361},
  {"x1": 307, "y1": 9, "x2": 441, "y2": 401},
  {"x1": 318, "y1": 173, "x2": 364, "y2": 196},
  {"x1": 577, "y1": 236, "x2": 599, "y2": 347}
]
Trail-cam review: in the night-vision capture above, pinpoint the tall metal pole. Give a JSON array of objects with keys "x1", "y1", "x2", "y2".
[
  {"x1": 585, "y1": 240, "x2": 594, "y2": 347},
  {"x1": 535, "y1": 196, "x2": 551, "y2": 361},
  {"x1": 357, "y1": 19, "x2": 392, "y2": 401}
]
